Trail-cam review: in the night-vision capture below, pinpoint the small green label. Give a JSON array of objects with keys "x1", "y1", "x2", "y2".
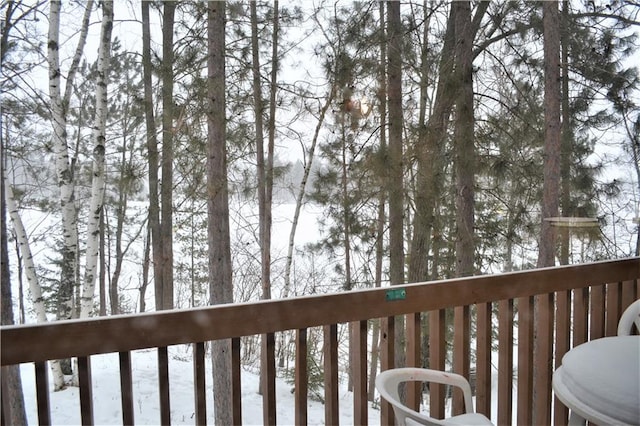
[{"x1": 385, "y1": 288, "x2": 406, "y2": 301}]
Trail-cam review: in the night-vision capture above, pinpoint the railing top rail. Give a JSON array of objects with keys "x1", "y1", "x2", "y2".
[{"x1": 2, "y1": 257, "x2": 639, "y2": 365}]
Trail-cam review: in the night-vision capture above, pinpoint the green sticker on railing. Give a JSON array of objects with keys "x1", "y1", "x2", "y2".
[{"x1": 385, "y1": 288, "x2": 406, "y2": 301}]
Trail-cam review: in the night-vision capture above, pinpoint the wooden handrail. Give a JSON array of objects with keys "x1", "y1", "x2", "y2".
[
  {"x1": 2, "y1": 257, "x2": 639, "y2": 366},
  {"x1": 2, "y1": 258, "x2": 639, "y2": 426}
]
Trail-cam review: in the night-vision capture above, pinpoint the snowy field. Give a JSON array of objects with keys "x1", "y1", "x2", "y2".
[{"x1": 20, "y1": 347, "x2": 383, "y2": 425}]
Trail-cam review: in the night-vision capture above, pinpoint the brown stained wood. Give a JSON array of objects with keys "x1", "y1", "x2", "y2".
[
  {"x1": 429, "y1": 309, "x2": 446, "y2": 420},
  {"x1": 232, "y1": 337, "x2": 242, "y2": 425},
  {"x1": 353, "y1": 321, "x2": 368, "y2": 426},
  {"x1": 573, "y1": 287, "x2": 589, "y2": 346},
  {"x1": 78, "y1": 356, "x2": 94, "y2": 426},
  {"x1": 516, "y1": 296, "x2": 533, "y2": 426},
  {"x1": 497, "y1": 299, "x2": 513, "y2": 426},
  {"x1": 119, "y1": 351, "x2": 134, "y2": 425},
  {"x1": 553, "y1": 290, "x2": 571, "y2": 426},
  {"x1": 295, "y1": 329, "x2": 308, "y2": 426},
  {"x1": 405, "y1": 312, "x2": 421, "y2": 412},
  {"x1": 158, "y1": 347, "x2": 171, "y2": 426},
  {"x1": 4, "y1": 258, "x2": 639, "y2": 366},
  {"x1": 533, "y1": 293, "x2": 554, "y2": 426},
  {"x1": 452, "y1": 305, "x2": 470, "y2": 416},
  {"x1": 606, "y1": 283, "x2": 621, "y2": 337},
  {"x1": 262, "y1": 333, "x2": 276, "y2": 426},
  {"x1": 35, "y1": 361, "x2": 51, "y2": 426},
  {"x1": 193, "y1": 342, "x2": 206, "y2": 425},
  {"x1": 590, "y1": 285, "x2": 606, "y2": 340},
  {"x1": 621, "y1": 279, "x2": 638, "y2": 309},
  {"x1": 380, "y1": 316, "x2": 395, "y2": 426},
  {"x1": 324, "y1": 324, "x2": 339, "y2": 426},
  {"x1": 475, "y1": 302, "x2": 492, "y2": 418}
]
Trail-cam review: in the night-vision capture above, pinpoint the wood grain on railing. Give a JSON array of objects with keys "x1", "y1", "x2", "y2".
[
  {"x1": 193, "y1": 342, "x2": 206, "y2": 425},
  {"x1": 158, "y1": 346, "x2": 170, "y2": 425},
  {"x1": 323, "y1": 324, "x2": 339, "y2": 425},
  {"x1": 475, "y1": 301, "x2": 492, "y2": 417},
  {"x1": 429, "y1": 308, "x2": 446, "y2": 419},
  {"x1": 78, "y1": 356, "x2": 93, "y2": 426},
  {"x1": 405, "y1": 312, "x2": 421, "y2": 412},
  {"x1": 262, "y1": 332, "x2": 276, "y2": 425},
  {"x1": 1, "y1": 258, "x2": 638, "y2": 426},
  {"x1": 294, "y1": 328, "x2": 308, "y2": 425},
  {"x1": 452, "y1": 305, "x2": 470, "y2": 416},
  {"x1": 497, "y1": 299, "x2": 513, "y2": 426},
  {"x1": 119, "y1": 351, "x2": 134, "y2": 425},
  {"x1": 516, "y1": 295, "x2": 533, "y2": 426},
  {"x1": 34, "y1": 361, "x2": 50, "y2": 426}
]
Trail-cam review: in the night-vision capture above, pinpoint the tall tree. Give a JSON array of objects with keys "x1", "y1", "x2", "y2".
[
  {"x1": 453, "y1": 1, "x2": 475, "y2": 278},
  {"x1": 538, "y1": 1, "x2": 561, "y2": 268},
  {"x1": 47, "y1": 0, "x2": 93, "y2": 388},
  {"x1": 1, "y1": 105, "x2": 27, "y2": 426},
  {"x1": 160, "y1": 1, "x2": 176, "y2": 310},
  {"x1": 208, "y1": 1, "x2": 233, "y2": 424},
  {"x1": 80, "y1": 0, "x2": 113, "y2": 319},
  {"x1": 141, "y1": 0, "x2": 163, "y2": 312}
]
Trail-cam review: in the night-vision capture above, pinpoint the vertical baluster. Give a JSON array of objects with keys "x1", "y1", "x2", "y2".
[
  {"x1": 452, "y1": 306, "x2": 470, "y2": 416},
  {"x1": 158, "y1": 346, "x2": 171, "y2": 425},
  {"x1": 380, "y1": 316, "x2": 395, "y2": 425},
  {"x1": 232, "y1": 337, "x2": 242, "y2": 425},
  {"x1": 533, "y1": 293, "x2": 554, "y2": 425},
  {"x1": 35, "y1": 361, "x2": 51, "y2": 426},
  {"x1": 262, "y1": 333, "x2": 276, "y2": 426},
  {"x1": 516, "y1": 296, "x2": 533, "y2": 426},
  {"x1": 429, "y1": 309, "x2": 446, "y2": 420},
  {"x1": 621, "y1": 279, "x2": 637, "y2": 310},
  {"x1": 295, "y1": 329, "x2": 308, "y2": 426},
  {"x1": 573, "y1": 287, "x2": 588, "y2": 346},
  {"x1": 605, "y1": 282, "x2": 621, "y2": 336},
  {"x1": 78, "y1": 356, "x2": 94, "y2": 426},
  {"x1": 119, "y1": 351, "x2": 134, "y2": 425},
  {"x1": 405, "y1": 312, "x2": 421, "y2": 412},
  {"x1": 590, "y1": 284, "x2": 606, "y2": 339},
  {"x1": 553, "y1": 290, "x2": 571, "y2": 426},
  {"x1": 323, "y1": 324, "x2": 339, "y2": 425},
  {"x1": 193, "y1": 342, "x2": 206, "y2": 425},
  {"x1": 475, "y1": 302, "x2": 492, "y2": 417},
  {"x1": 353, "y1": 320, "x2": 368, "y2": 426},
  {"x1": 497, "y1": 299, "x2": 513, "y2": 426}
]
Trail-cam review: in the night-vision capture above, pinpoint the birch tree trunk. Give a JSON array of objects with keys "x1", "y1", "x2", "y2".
[
  {"x1": 282, "y1": 87, "x2": 335, "y2": 299},
  {"x1": 81, "y1": 0, "x2": 113, "y2": 319},
  {"x1": 46, "y1": 0, "x2": 93, "y2": 388}
]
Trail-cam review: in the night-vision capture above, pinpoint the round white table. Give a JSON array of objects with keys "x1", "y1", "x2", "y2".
[{"x1": 552, "y1": 335, "x2": 640, "y2": 426}]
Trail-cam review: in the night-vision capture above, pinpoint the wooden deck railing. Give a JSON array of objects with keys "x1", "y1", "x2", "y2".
[{"x1": 2, "y1": 257, "x2": 639, "y2": 425}]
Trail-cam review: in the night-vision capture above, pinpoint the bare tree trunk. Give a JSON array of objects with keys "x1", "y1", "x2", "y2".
[
  {"x1": 81, "y1": 0, "x2": 113, "y2": 319},
  {"x1": 141, "y1": 0, "x2": 163, "y2": 312},
  {"x1": 48, "y1": 0, "x2": 87, "y2": 327},
  {"x1": 160, "y1": 1, "x2": 176, "y2": 311},
  {"x1": 282, "y1": 87, "x2": 335, "y2": 299},
  {"x1": 1, "y1": 113, "x2": 27, "y2": 426},
  {"x1": 208, "y1": 2, "x2": 233, "y2": 424},
  {"x1": 453, "y1": 0, "x2": 475, "y2": 278},
  {"x1": 368, "y1": 1, "x2": 388, "y2": 401},
  {"x1": 538, "y1": 1, "x2": 561, "y2": 268},
  {"x1": 387, "y1": 0, "x2": 405, "y2": 369}
]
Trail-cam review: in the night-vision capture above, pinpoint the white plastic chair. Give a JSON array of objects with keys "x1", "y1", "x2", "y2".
[
  {"x1": 375, "y1": 368, "x2": 494, "y2": 426},
  {"x1": 617, "y1": 299, "x2": 640, "y2": 336}
]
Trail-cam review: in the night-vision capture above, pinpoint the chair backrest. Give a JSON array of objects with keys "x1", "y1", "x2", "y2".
[
  {"x1": 375, "y1": 368, "x2": 475, "y2": 426},
  {"x1": 618, "y1": 299, "x2": 640, "y2": 335}
]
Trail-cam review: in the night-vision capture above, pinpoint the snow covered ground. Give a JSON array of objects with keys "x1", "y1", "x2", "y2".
[{"x1": 20, "y1": 346, "x2": 382, "y2": 425}]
